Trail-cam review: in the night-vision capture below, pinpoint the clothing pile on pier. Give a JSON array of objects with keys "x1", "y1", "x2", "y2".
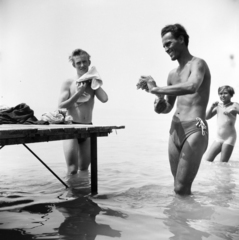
[
  {"x1": 0, "y1": 103, "x2": 73, "y2": 125},
  {"x1": 0, "y1": 103, "x2": 46, "y2": 124}
]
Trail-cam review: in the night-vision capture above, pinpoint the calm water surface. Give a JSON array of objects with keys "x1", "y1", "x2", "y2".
[{"x1": 0, "y1": 111, "x2": 239, "y2": 240}]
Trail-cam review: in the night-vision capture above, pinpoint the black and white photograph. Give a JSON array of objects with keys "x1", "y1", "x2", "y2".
[{"x1": 0, "y1": 0, "x2": 239, "y2": 239}]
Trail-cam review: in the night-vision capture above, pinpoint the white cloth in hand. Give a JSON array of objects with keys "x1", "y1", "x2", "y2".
[{"x1": 76, "y1": 66, "x2": 103, "y2": 90}]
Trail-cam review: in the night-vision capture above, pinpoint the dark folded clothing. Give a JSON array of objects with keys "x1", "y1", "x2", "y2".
[{"x1": 0, "y1": 103, "x2": 48, "y2": 125}]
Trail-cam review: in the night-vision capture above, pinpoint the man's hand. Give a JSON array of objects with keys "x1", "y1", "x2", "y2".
[
  {"x1": 145, "y1": 76, "x2": 157, "y2": 93},
  {"x1": 76, "y1": 82, "x2": 87, "y2": 95},
  {"x1": 137, "y1": 75, "x2": 157, "y2": 92},
  {"x1": 136, "y1": 78, "x2": 149, "y2": 91},
  {"x1": 82, "y1": 91, "x2": 90, "y2": 98},
  {"x1": 154, "y1": 97, "x2": 167, "y2": 114}
]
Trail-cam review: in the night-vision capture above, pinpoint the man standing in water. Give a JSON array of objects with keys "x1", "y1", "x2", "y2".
[
  {"x1": 138, "y1": 24, "x2": 211, "y2": 195},
  {"x1": 58, "y1": 49, "x2": 108, "y2": 175}
]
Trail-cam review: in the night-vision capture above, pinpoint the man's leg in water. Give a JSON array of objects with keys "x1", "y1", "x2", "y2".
[
  {"x1": 168, "y1": 135, "x2": 181, "y2": 179},
  {"x1": 78, "y1": 138, "x2": 91, "y2": 171},
  {"x1": 175, "y1": 131, "x2": 208, "y2": 195},
  {"x1": 63, "y1": 139, "x2": 79, "y2": 175}
]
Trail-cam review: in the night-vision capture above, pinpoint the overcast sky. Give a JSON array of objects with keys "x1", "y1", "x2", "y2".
[{"x1": 0, "y1": 0, "x2": 239, "y2": 121}]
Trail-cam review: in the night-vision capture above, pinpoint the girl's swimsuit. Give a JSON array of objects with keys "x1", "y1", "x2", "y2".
[{"x1": 215, "y1": 104, "x2": 237, "y2": 146}]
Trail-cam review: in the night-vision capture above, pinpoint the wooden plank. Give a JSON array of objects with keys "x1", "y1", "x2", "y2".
[
  {"x1": 0, "y1": 124, "x2": 125, "y2": 145},
  {"x1": 0, "y1": 129, "x2": 38, "y2": 137},
  {"x1": 0, "y1": 133, "x2": 109, "y2": 145},
  {"x1": 0, "y1": 124, "x2": 125, "y2": 130}
]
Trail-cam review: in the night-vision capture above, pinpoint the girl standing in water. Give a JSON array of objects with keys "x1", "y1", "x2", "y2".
[{"x1": 205, "y1": 85, "x2": 239, "y2": 162}]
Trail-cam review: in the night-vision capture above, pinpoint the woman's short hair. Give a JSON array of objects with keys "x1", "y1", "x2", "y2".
[{"x1": 218, "y1": 85, "x2": 235, "y2": 97}]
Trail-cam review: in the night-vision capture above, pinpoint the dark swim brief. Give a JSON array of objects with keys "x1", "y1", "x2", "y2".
[
  {"x1": 72, "y1": 122, "x2": 93, "y2": 143},
  {"x1": 169, "y1": 116, "x2": 208, "y2": 150}
]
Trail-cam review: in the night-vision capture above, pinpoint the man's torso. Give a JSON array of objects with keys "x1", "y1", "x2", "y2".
[
  {"x1": 67, "y1": 78, "x2": 95, "y2": 123},
  {"x1": 170, "y1": 57, "x2": 211, "y2": 121}
]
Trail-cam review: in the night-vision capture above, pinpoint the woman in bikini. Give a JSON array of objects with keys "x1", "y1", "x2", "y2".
[{"x1": 204, "y1": 85, "x2": 239, "y2": 162}]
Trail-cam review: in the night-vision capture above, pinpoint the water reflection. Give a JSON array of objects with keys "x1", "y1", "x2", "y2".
[
  {"x1": 56, "y1": 172, "x2": 125, "y2": 239},
  {"x1": 0, "y1": 172, "x2": 125, "y2": 240},
  {"x1": 56, "y1": 196, "x2": 122, "y2": 239},
  {"x1": 201, "y1": 162, "x2": 239, "y2": 240},
  {"x1": 206, "y1": 162, "x2": 236, "y2": 207},
  {"x1": 163, "y1": 195, "x2": 212, "y2": 240},
  {"x1": 1, "y1": 161, "x2": 239, "y2": 239},
  {"x1": 163, "y1": 162, "x2": 239, "y2": 240}
]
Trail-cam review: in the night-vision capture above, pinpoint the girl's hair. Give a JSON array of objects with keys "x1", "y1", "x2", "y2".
[{"x1": 218, "y1": 85, "x2": 235, "y2": 97}]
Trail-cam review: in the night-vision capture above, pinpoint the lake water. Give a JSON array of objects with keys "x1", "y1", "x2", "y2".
[{"x1": 0, "y1": 109, "x2": 239, "y2": 240}]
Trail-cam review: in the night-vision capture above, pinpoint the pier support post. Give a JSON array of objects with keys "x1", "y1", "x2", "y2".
[{"x1": 90, "y1": 133, "x2": 98, "y2": 194}]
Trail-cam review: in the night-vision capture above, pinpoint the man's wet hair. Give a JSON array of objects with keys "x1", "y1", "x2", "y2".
[
  {"x1": 69, "y1": 49, "x2": 91, "y2": 67},
  {"x1": 161, "y1": 24, "x2": 189, "y2": 47},
  {"x1": 218, "y1": 85, "x2": 235, "y2": 97}
]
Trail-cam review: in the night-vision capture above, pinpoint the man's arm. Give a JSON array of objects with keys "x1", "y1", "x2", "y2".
[
  {"x1": 154, "y1": 73, "x2": 177, "y2": 114},
  {"x1": 95, "y1": 87, "x2": 108, "y2": 103},
  {"x1": 58, "y1": 80, "x2": 86, "y2": 109},
  {"x1": 145, "y1": 58, "x2": 207, "y2": 96},
  {"x1": 206, "y1": 101, "x2": 218, "y2": 120},
  {"x1": 154, "y1": 95, "x2": 176, "y2": 114}
]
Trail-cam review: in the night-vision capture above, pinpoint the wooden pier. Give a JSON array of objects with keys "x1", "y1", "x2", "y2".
[{"x1": 0, "y1": 124, "x2": 125, "y2": 194}]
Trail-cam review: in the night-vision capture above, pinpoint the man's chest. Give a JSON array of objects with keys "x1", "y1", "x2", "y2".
[
  {"x1": 171, "y1": 67, "x2": 191, "y2": 84},
  {"x1": 70, "y1": 82, "x2": 94, "y2": 95}
]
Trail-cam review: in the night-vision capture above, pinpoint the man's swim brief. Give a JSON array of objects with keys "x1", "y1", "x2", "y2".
[
  {"x1": 72, "y1": 122, "x2": 93, "y2": 143},
  {"x1": 169, "y1": 116, "x2": 208, "y2": 150}
]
